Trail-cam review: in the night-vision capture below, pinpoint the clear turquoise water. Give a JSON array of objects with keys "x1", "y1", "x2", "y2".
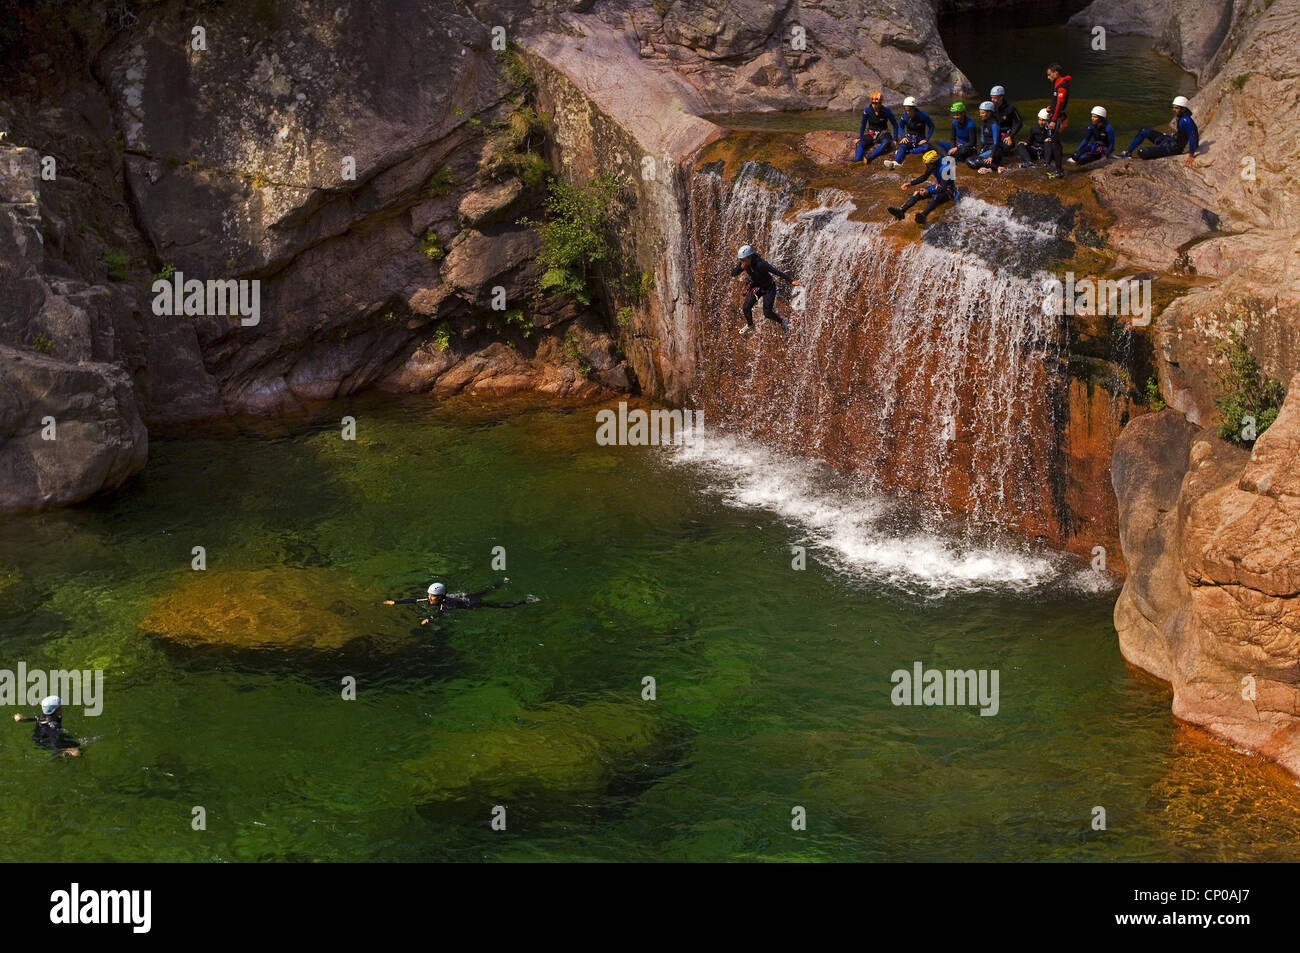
[{"x1": 1, "y1": 394, "x2": 1298, "y2": 862}]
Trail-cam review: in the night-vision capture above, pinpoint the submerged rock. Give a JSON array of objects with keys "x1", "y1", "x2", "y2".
[
  {"x1": 396, "y1": 699, "x2": 664, "y2": 801},
  {"x1": 138, "y1": 567, "x2": 407, "y2": 653}
]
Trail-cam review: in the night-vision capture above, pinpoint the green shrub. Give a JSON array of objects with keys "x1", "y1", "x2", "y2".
[
  {"x1": 497, "y1": 48, "x2": 536, "y2": 94},
  {"x1": 624, "y1": 269, "x2": 654, "y2": 301},
  {"x1": 418, "y1": 230, "x2": 444, "y2": 261},
  {"x1": 520, "y1": 175, "x2": 620, "y2": 306},
  {"x1": 617, "y1": 306, "x2": 634, "y2": 329},
  {"x1": 487, "y1": 307, "x2": 532, "y2": 339},
  {"x1": 432, "y1": 322, "x2": 452, "y2": 352},
  {"x1": 426, "y1": 166, "x2": 457, "y2": 197},
  {"x1": 1232, "y1": 73, "x2": 1251, "y2": 89},
  {"x1": 155, "y1": 262, "x2": 176, "y2": 281},
  {"x1": 564, "y1": 329, "x2": 593, "y2": 377},
  {"x1": 1145, "y1": 376, "x2": 1166, "y2": 411},
  {"x1": 1213, "y1": 329, "x2": 1285, "y2": 444},
  {"x1": 103, "y1": 248, "x2": 131, "y2": 280},
  {"x1": 30, "y1": 333, "x2": 55, "y2": 355}
]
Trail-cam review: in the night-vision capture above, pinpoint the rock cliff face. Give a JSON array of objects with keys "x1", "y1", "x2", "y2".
[
  {"x1": 1113, "y1": 382, "x2": 1300, "y2": 777},
  {"x1": 1083, "y1": 0, "x2": 1300, "y2": 424},
  {"x1": 0, "y1": 0, "x2": 965, "y2": 511}
]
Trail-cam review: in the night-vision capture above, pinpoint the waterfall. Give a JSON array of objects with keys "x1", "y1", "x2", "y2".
[{"x1": 682, "y1": 160, "x2": 1081, "y2": 564}]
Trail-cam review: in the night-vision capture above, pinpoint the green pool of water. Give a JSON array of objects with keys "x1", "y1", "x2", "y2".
[{"x1": 1, "y1": 394, "x2": 1297, "y2": 862}]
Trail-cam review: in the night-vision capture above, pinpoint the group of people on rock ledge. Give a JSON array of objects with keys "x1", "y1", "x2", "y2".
[
  {"x1": 854, "y1": 62, "x2": 1199, "y2": 226},
  {"x1": 727, "y1": 62, "x2": 1200, "y2": 339}
]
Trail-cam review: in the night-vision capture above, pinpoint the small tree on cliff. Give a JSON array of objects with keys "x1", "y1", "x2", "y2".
[
  {"x1": 1213, "y1": 327, "x2": 1286, "y2": 444},
  {"x1": 521, "y1": 175, "x2": 621, "y2": 307}
]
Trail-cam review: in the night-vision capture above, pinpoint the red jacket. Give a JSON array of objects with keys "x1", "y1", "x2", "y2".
[{"x1": 1049, "y1": 74, "x2": 1071, "y2": 126}]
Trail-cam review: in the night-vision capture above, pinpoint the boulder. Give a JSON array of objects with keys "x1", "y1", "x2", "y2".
[
  {"x1": 0, "y1": 346, "x2": 148, "y2": 511},
  {"x1": 1112, "y1": 377, "x2": 1300, "y2": 778}
]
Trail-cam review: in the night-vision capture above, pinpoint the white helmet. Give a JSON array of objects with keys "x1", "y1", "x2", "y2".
[
  {"x1": 1037, "y1": 108, "x2": 1050, "y2": 120},
  {"x1": 979, "y1": 100, "x2": 995, "y2": 112},
  {"x1": 40, "y1": 695, "x2": 62, "y2": 714},
  {"x1": 428, "y1": 582, "x2": 446, "y2": 596},
  {"x1": 737, "y1": 244, "x2": 754, "y2": 259},
  {"x1": 903, "y1": 96, "x2": 917, "y2": 107},
  {"x1": 990, "y1": 85, "x2": 1006, "y2": 97},
  {"x1": 1091, "y1": 105, "x2": 1108, "y2": 119},
  {"x1": 1172, "y1": 95, "x2": 1191, "y2": 109}
]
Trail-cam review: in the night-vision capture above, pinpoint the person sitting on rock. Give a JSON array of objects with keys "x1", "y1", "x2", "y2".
[
  {"x1": 383, "y1": 580, "x2": 536, "y2": 625},
  {"x1": 855, "y1": 92, "x2": 899, "y2": 164},
  {"x1": 1067, "y1": 106, "x2": 1115, "y2": 167},
  {"x1": 1117, "y1": 95, "x2": 1199, "y2": 165},
  {"x1": 940, "y1": 102, "x2": 977, "y2": 162},
  {"x1": 966, "y1": 101, "x2": 1003, "y2": 174},
  {"x1": 1043, "y1": 62, "x2": 1072, "y2": 180},
  {"x1": 989, "y1": 85, "x2": 1022, "y2": 168},
  {"x1": 1015, "y1": 109, "x2": 1052, "y2": 167},
  {"x1": 883, "y1": 97, "x2": 934, "y2": 168},
  {"x1": 730, "y1": 244, "x2": 800, "y2": 337},
  {"x1": 13, "y1": 695, "x2": 81, "y2": 757},
  {"x1": 887, "y1": 149, "x2": 959, "y2": 227}
]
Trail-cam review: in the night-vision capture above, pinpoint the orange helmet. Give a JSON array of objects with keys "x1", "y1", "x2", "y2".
[{"x1": 870, "y1": 91, "x2": 882, "y2": 104}]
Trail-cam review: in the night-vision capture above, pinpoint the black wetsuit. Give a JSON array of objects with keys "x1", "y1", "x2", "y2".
[
  {"x1": 993, "y1": 100, "x2": 1022, "y2": 164},
  {"x1": 394, "y1": 582, "x2": 524, "y2": 623},
  {"x1": 1016, "y1": 124, "x2": 1050, "y2": 164},
  {"x1": 33, "y1": 712, "x2": 77, "y2": 752},
  {"x1": 731, "y1": 255, "x2": 794, "y2": 328}
]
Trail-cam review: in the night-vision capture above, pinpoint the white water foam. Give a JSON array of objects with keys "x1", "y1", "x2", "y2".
[{"x1": 666, "y1": 430, "x2": 1112, "y2": 598}]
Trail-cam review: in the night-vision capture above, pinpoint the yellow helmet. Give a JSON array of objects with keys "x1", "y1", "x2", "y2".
[{"x1": 922, "y1": 149, "x2": 940, "y2": 165}]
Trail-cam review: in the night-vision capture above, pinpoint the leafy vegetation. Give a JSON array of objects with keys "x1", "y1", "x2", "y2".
[
  {"x1": 155, "y1": 262, "x2": 176, "y2": 281},
  {"x1": 486, "y1": 308, "x2": 532, "y2": 339},
  {"x1": 426, "y1": 166, "x2": 458, "y2": 197},
  {"x1": 1213, "y1": 329, "x2": 1285, "y2": 444},
  {"x1": 565, "y1": 329, "x2": 593, "y2": 377},
  {"x1": 103, "y1": 248, "x2": 131, "y2": 281},
  {"x1": 431, "y1": 323, "x2": 452, "y2": 352},
  {"x1": 1232, "y1": 72, "x2": 1252, "y2": 89},
  {"x1": 30, "y1": 333, "x2": 55, "y2": 355},
  {"x1": 520, "y1": 175, "x2": 621, "y2": 307},
  {"x1": 418, "y1": 230, "x2": 444, "y2": 261},
  {"x1": 1145, "y1": 376, "x2": 1166, "y2": 411}
]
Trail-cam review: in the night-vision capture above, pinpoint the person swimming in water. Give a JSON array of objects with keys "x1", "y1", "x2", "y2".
[
  {"x1": 12, "y1": 695, "x2": 81, "y2": 757},
  {"x1": 383, "y1": 580, "x2": 537, "y2": 625}
]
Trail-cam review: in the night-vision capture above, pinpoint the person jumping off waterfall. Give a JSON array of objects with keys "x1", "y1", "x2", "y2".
[
  {"x1": 732, "y1": 245, "x2": 800, "y2": 337},
  {"x1": 383, "y1": 580, "x2": 537, "y2": 625},
  {"x1": 855, "y1": 92, "x2": 899, "y2": 163},
  {"x1": 886, "y1": 149, "x2": 959, "y2": 226},
  {"x1": 1117, "y1": 96, "x2": 1199, "y2": 164}
]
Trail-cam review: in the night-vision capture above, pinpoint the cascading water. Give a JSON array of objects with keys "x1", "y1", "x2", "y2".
[{"x1": 671, "y1": 160, "x2": 1101, "y2": 594}]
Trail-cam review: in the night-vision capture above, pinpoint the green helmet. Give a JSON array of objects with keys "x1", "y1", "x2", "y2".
[{"x1": 950, "y1": 101, "x2": 965, "y2": 114}]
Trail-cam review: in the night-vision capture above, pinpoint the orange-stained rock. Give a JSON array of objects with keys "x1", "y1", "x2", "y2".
[{"x1": 1113, "y1": 375, "x2": 1300, "y2": 777}]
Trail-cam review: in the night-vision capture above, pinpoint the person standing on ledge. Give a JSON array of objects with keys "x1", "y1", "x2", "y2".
[
  {"x1": 383, "y1": 580, "x2": 536, "y2": 625},
  {"x1": 732, "y1": 245, "x2": 800, "y2": 337},
  {"x1": 13, "y1": 695, "x2": 81, "y2": 757},
  {"x1": 1043, "y1": 62, "x2": 1071, "y2": 180}
]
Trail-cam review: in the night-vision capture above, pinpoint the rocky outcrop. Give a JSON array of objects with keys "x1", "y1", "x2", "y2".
[
  {"x1": 1068, "y1": 0, "x2": 1241, "y2": 79},
  {"x1": 1086, "y1": 0, "x2": 1300, "y2": 425},
  {"x1": 0, "y1": 345, "x2": 148, "y2": 511},
  {"x1": 1113, "y1": 381, "x2": 1300, "y2": 777}
]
